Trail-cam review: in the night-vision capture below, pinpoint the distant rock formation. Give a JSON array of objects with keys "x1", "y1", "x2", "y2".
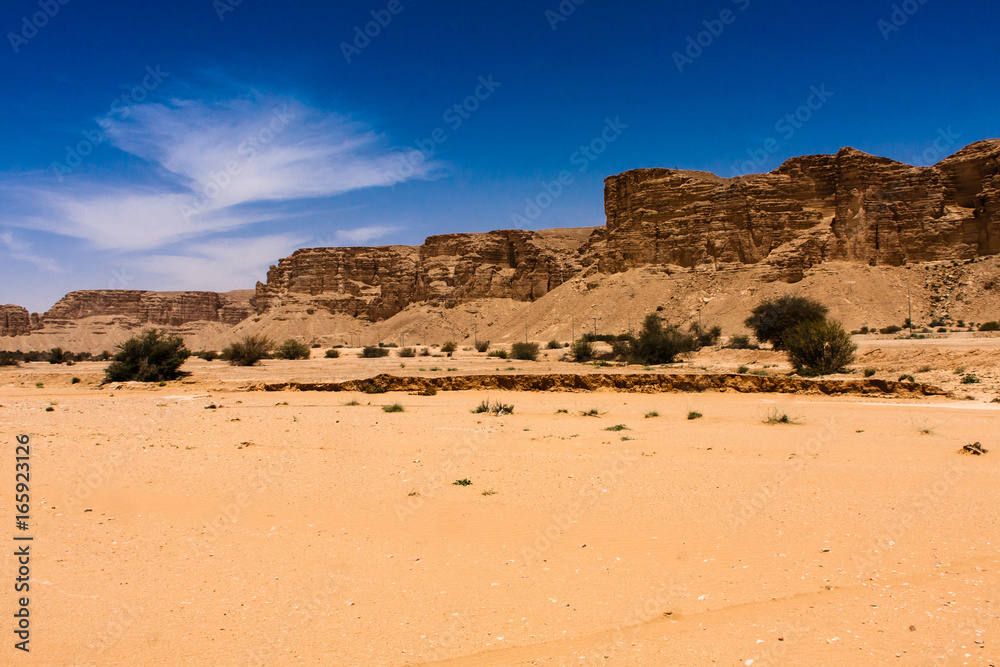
[
  {"x1": 0, "y1": 304, "x2": 32, "y2": 337},
  {"x1": 42, "y1": 290, "x2": 253, "y2": 327},
  {"x1": 253, "y1": 139, "x2": 999, "y2": 319}
]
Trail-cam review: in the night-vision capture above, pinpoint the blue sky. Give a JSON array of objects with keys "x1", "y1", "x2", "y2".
[{"x1": 1, "y1": 0, "x2": 997, "y2": 312}]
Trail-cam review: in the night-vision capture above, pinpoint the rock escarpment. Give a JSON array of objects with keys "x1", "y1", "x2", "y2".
[
  {"x1": 0, "y1": 304, "x2": 33, "y2": 336},
  {"x1": 42, "y1": 290, "x2": 253, "y2": 327},
  {"x1": 598, "y1": 140, "x2": 1000, "y2": 280},
  {"x1": 255, "y1": 229, "x2": 593, "y2": 320}
]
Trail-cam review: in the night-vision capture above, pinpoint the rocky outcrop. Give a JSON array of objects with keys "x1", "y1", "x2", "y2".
[
  {"x1": 598, "y1": 139, "x2": 1000, "y2": 280},
  {"x1": 255, "y1": 229, "x2": 593, "y2": 320},
  {"x1": 0, "y1": 304, "x2": 32, "y2": 337},
  {"x1": 42, "y1": 290, "x2": 253, "y2": 327}
]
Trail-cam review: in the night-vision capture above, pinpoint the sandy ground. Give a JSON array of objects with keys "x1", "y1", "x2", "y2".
[{"x1": 2, "y1": 347, "x2": 999, "y2": 665}]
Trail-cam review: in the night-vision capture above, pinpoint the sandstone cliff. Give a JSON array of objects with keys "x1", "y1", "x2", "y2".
[
  {"x1": 0, "y1": 304, "x2": 32, "y2": 337},
  {"x1": 42, "y1": 290, "x2": 254, "y2": 327}
]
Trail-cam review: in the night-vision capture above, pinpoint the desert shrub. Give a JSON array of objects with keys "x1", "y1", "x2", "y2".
[
  {"x1": 511, "y1": 342, "x2": 539, "y2": 361},
  {"x1": 929, "y1": 318, "x2": 946, "y2": 328},
  {"x1": 879, "y1": 325, "x2": 902, "y2": 334},
  {"x1": 864, "y1": 367, "x2": 877, "y2": 377},
  {"x1": 196, "y1": 350, "x2": 218, "y2": 361},
  {"x1": 472, "y1": 340, "x2": 491, "y2": 353},
  {"x1": 764, "y1": 408, "x2": 795, "y2": 424},
  {"x1": 487, "y1": 349, "x2": 508, "y2": 359},
  {"x1": 546, "y1": 340, "x2": 561, "y2": 350},
  {"x1": 725, "y1": 334, "x2": 755, "y2": 350},
  {"x1": 104, "y1": 329, "x2": 190, "y2": 383},
  {"x1": 273, "y1": 339, "x2": 311, "y2": 360},
  {"x1": 379, "y1": 342, "x2": 398, "y2": 348},
  {"x1": 604, "y1": 424, "x2": 629, "y2": 432},
  {"x1": 398, "y1": 347, "x2": 417, "y2": 358},
  {"x1": 690, "y1": 323, "x2": 722, "y2": 347},
  {"x1": 961, "y1": 374, "x2": 982, "y2": 384},
  {"x1": 453, "y1": 478, "x2": 472, "y2": 486},
  {"x1": 441, "y1": 341, "x2": 457, "y2": 355},
  {"x1": 898, "y1": 374, "x2": 916, "y2": 383},
  {"x1": 47, "y1": 347, "x2": 72, "y2": 364},
  {"x1": 783, "y1": 320, "x2": 857, "y2": 376},
  {"x1": 419, "y1": 347, "x2": 431, "y2": 356},
  {"x1": 859, "y1": 326, "x2": 871, "y2": 334},
  {"x1": 687, "y1": 411, "x2": 703, "y2": 420},
  {"x1": 360, "y1": 346, "x2": 390, "y2": 358},
  {"x1": 325, "y1": 349, "x2": 340, "y2": 359},
  {"x1": 937, "y1": 327, "x2": 948, "y2": 333},
  {"x1": 745, "y1": 295, "x2": 828, "y2": 349},
  {"x1": 22, "y1": 351, "x2": 41, "y2": 362},
  {"x1": 570, "y1": 339, "x2": 594, "y2": 362},
  {"x1": 737, "y1": 365, "x2": 749, "y2": 374},
  {"x1": 645, "y1": 411, "x2": 659, "y2": 418},
  {"x1": 221, "y1": 335, "x2": 274, "y2": 366},
  {"x1": 311, "y1": 343, "x2": 321, "y2": 348},
  {"x1": 580, "y1": 408, "x2": 601, "y2": 417},
  {"x1": 71, "y1": 377, "x2": 81, "y2": 384},
  {"x1": 472, "y1": 399, "x2": 514, "y2": 415},
  {"x1": 382, "y1": 403, "x2": 405, "y2": 413},
  {"x1": 627, "y1": 314, "x2": 697, "y2": 365},
  {"x1": 0, "y1": 351, "x2": 21, "y2": 366},
  {"x1": 979, "y1": 321, "x2": 1000, "y2": 332}
]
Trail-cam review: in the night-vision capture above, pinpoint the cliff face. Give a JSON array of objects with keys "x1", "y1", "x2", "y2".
[
  {"x1": 598, "y1": 140, "x2": 1000, "y2": 280},
  {"x1": 0, "y1": 304, "x2": 32, "y2": 337},
  {"x1": 255, "y1": 229, "x2": 593, "y2": 320},
  {"x1": 42, "y1": 290, "x2": 253, "y2": 327}
]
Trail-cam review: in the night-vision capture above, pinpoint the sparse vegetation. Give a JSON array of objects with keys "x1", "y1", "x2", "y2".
[
  {"x1": 898, "y1": 374, "x2": 916, "y2": 383},
  {"x1": 690, "y1": 323, "x2": 722, "y2": 348},
  {"x1": 344, "y1": 399, "x2": 361, "y2": 406},
  {"x1": 604, "y1": 424, "x2": 629, "y2": 431},
  {"x1": 0, "y1": 352, "x2": 20, "y2": 367},
  {"x1": 273, "y1": 339, "x2": 311, "y2": 360},
  {"x1": 453, "y1": 478, "x2": 472, "y2": 486},
  {"x1": 570, "y1": 339, "x2": 594, "y2": 362},
  {"x1": 979, "y1": 321, "x2": 1000, "y2": 332},
  {"x1": 481, "y1": 488, "x2": 496, "y2": 496},
  {"x1": 745, "y1": 295, "x2": 828, "y2": 349},
  {"x1": 556, "y1": 408, "x2": 569, "y2": 414},
  {"x1": 645, "y1": 411, "x2": 659, "y2": 418},
  {"x1": 398, "y1": 347, "x2": 417, "y2": 358},
  {"x1": 221, "y1": 335, "x2": 273, "y2": 366},
  {"x1": 472, "y1": 399, "x2": 514, "y2": 415},
  {"x1": 360, "y1": 346, "x2": 390, "y2": 358},
  {"x1": 511, "y1": 342, "x2": 539, "y2": 361},
  {"x1": 783, "y1": 320, "x2": 857, "y2": 376},
  {"x1": 325, "y1": 349, "x2": 340, "y2": 359},
  {"x1": 580, "y1": 408, "x2": 601, "y2": 417},
  {"x1": 71, "y1": 377, "x2": 81, "y2": 384},
  {"x1": 737, "y1": 365, "x2": 750, "y2": 374},
  {"x1": 104, "y1": 329, "x2": 191, "y2": 383},
  {"x1": 625, "y1": 313, "x2": 698, "y2": 365},
  {"x1": 864, "y1": 368, "x2": 877, "y2": 378},
  {"x1": 441, "y1": 341, "x2": 457, "y2": 355},
  {"x1": 546, "y1": 340, "x2": 562, "y2": 350},
  {"x1": 764, "y1": 408, "x2": 796, "y2": 425},
  {"x1": 474, "y1": 340, "x2": 490, "y2": 353},
  {"x1": 880, "y1": 325, "x2": 903, "y2": 335},
  {"x1": 961, "y1": 374, "x2": 982, "y2": 384},
  {"x1": 725, "y1": 334, "x2": 755, "y2": 350},
  {"x1": 487, "y1": 349, "x2": 508, "y2": 359},
  {"x1": 687, "y1": 411, "x2": 703, "y2": 420},
  {"x1": 195, "y1": 350, "x2": 219, "y2": 361},
  {"x1": 382, "y1": 403, "x2": 405, "y2": 413}
]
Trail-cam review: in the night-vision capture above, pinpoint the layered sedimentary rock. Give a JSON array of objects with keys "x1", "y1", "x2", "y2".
[
  {"x1": 598, "y1": 139, "x2": 1000, "y2": 280},
  {"x1": 42, "y1": 290, "x2": 253, "y2": 327},
  {"x1": 255, "y1": 229, "x2": 593, "y2": 320},
  {"x1": 0, "y1": 304, "x2": 32, "y2": 337}
]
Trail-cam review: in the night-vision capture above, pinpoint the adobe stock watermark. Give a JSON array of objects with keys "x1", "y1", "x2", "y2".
[
  {"x1": 510, "y1": 116, "x2": 628, "y2": 227},
  {"x1": 213, "y1": 0, "x2": 244, "y2": 22},
  {"x1": 7, "y1": 0, "x2": 71, "y2": 54},
  {"x1": 727, "y1": 84, "x2": 834, "y2": 176},
  {"x1": 878, "y1": 0, "x2": 930, "y2": 41},
  {"x1": 906, "y1": 126, "x2": 960, "y2": 166},
  {"x1": 382, "y1": 75, "x2": 502, "y2": 186},
  {"x1": 179, "y1": 105, "x2": 295, "y2": 223},
  {"x1": 340, "y1": 0, "x2": 412, "y2": 64},
  {"x1": 545, "y1": 0, "x2": 586, "y2": 31},
  {"x1": 672, "y1": 0, "x2": 751, "y2": 74},
  {"x1": 51, "y1": 65, "x2": 170, "y2": 182}
]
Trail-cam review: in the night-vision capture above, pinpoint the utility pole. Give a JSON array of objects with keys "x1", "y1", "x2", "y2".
[
  {"x1": 907, "y1": 287, "x2": 913, "y2": 333},
  {"x1": 525, "y1": 324, "x2": 528, "y2": 344},
  {"x1": 401, "y1": 332, "x2": 405, "y2": 349},
  {"x1": 473, "y1": 324, "x2": 478, "y2": 347},
  {"x1": 627, "y1": 314, "x2": 631, "y2": 336},
  {"x1": 592, "y1": 317, "x2": 598, "y2": 339}
]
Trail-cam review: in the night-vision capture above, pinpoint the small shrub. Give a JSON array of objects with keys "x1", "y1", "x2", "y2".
[
  {"x1": 325, "y1": 349, "x2": 340, "y2": 359},
  {"x1": 627, "y1": 314, "x2": 698, "y2": 365},
  {"x1": 863, "y1": 368, "x2": 877, "y2": 378},
  {"x1": 71, "y1": 377, "x2": 81, "y2": 384},
  {"x1": 511, "y1": 342, "x2": 539, "y2": 361},
  {"x1": 481, "y1": 489, "x2": 496, "y2": 496},
  {"x1": 419, "y1": 347, "x2": 431, "y2": 356},
  {"x1": 441, "y1": 341, "x2": 457, "y2": 355},
  {"x1": 196, "y1": 350, "x2": 218, "y2": 361},
  {"x1": 979, "y1": 321, "x2": 1000, "y2": 332},
  {"x1": 783, "y1": 320, "x2": 857, "y2": 376},
  {"x1": 687, "y1": 411, "x2": 703, "y2": 420},
  {"x1": 898, "y1": 374, "x2": 916, "y2": 383},
  {"x1": 745, "y1": 295, "x2": 828, "y2": 349},
  {"x1": 604, "y1": 424, "x2": 629, "y2": 431},
  {"x1": 737, "y1": 365, "x2": 750, "y2": 374},
  {"x1": 917, "y1": 365, "x2": 933, "y2": 373},
  {"x1": 104, "y1": 329, "x2": 190, "y2": 383},
  {"x1": 417, "y1": 387, "x2": 437, "y2": 396},
  {"x1": 344, "y1": 399, "x2": 361, "y2": 406},
  {"x1": 382, "y1": 403, "x2": 405, "y2": 413},
  {"x1": 453, "y1": 478, "x2": 472, "y2": 486},
  {"x1": 398, "y1": 347, "x2": 417, "y2": 358},
  {"x1": 487, "y1": 349, "x2": 508, "y2": 359},
  {"x1": 880, "y1": 325, "x2": 903, "y2": 335},
  {"x1": 961, "y1": 374, "x2": 982, "y2": 384},
  {"x1": 360, "y1": 346, "x2": 390, "y2": 358},
  {"x1": 645, "y1": 411, "x2": 659, "y2": 418},
  {"x1": 937, "y1": 327, "x2": 948, "y2": 333},
  {"x1": 35, "y1": 382, "x2": 43, "y2": 388},
  {"x1": 764, "y1": 408, "x2": 796, "y2": 424},
  {"x1": 580, "y1": 408, "x2": 601, "y2": 417},
  {"x1": 48, "y1": 347, "x2": 72, "y2": 364},
  {"x1": 0, "y1": 352, "x2": 21, "y2": 367},
  {"x1": 690, "y1": 323, "x2": 722, "y2": 348},
  {"x1": 546, "y1": 340, "x2": 562, "y2": 350},
  {"x1": 221, "y1": 335, "x2": 273, "y2": 366},
  {"x1": 570, "y1": 339, "x2": 594, "y2": 362},
  {"x1": 273, "y1": 339, "x2": 311, "y2": 360},
  {"x1": 726, "y1": 334, "x2": 755, "y2": 350},
  {"x1": 556, "y1": 408, "x2": 569, "y2": 414},
  {"x1": 472, "y1": 399, "x2": 514, "y2": 415}
]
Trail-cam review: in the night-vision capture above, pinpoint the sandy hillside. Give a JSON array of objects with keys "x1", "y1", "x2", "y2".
[{"x1": 1, "y1": 343, "x2": 999, "y2": 665}]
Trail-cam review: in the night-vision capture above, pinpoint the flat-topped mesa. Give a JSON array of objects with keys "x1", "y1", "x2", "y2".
[
  {"x1": 600, "y1": 140, "x2": 1000, "y2": 280},
  {"x1": 255, "y1": 228, "x2": 592, "y2": 320},
  {"x1": 43, "y1": 290, "x2": 253, "y2": 326},
  {"x1": 1, "y1": 304, "x2": 33, "y2": 337}
]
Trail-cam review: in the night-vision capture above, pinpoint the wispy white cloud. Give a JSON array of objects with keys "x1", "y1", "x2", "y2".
[
  {"x1": 0, "y1": 230, "x2": 63, "y2": 273},
  {"x1": 331, "y1": 225, "x2": 403, "y2": 245}
]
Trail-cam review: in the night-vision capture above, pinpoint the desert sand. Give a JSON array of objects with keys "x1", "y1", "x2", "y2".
[{"x1": 2, "y1": 342, "x2": 999, "y2": 665}]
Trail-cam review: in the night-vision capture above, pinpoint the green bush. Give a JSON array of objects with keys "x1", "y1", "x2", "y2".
[
  {"x1": 570, "y1": 339, "x2": 594, "y2": 362},
  {"x1": 979, "y1": 321, "x2": 1000, "y2": 332},
  {"x1": 546, "y1": 340, "x2": 562, "y2": 350},
  {"x1": 325, "y1": 349, "x2": 340, "y2": 359},
  {"x1": 221, "y1": 335, "x2": 273, "y2": 366},
  {"x1": 360, "y1": 346, "x2": 390, "y2": 358},
  {"x1": 783, "y1": 320, "x2": 857, "y2": 376},
  {"x1": 627, "y1": 314, "x2": 697, "y2": 365},
  {"x1": 863, "y1": 367, "x2": 877, "y2": 377},
  {"x1": 47, "y1": 347, "x2": 72, "y2": 364},
  {"x1": 487, "y1": 349, "x2": 508, "y2": 359},
  {"x1": 961, "y1": 374, "x2": 982, "y2": 384},
  {"x1": 687, "y1": 411, "x2": 703, "y2": 420},
  {"x1": 104, "y1": 329, "x2": 190, "y2": 383},
  {"x1": 737, "y1": 365, "x2": 749, "y2": 374},
  {"x1": 880, "y1": 325, "x2": 903, "y2": 335},
  {"x1": 745, "y1": 295, "x2": 828, "y2": 349},
  {"x1": 398, "y1": 347, "x2": 417, "y2": 358},
  {"x1": 382, "y1": 403, "x2": 405, "y2": 413},
  {"x1": 475, "y1": 340, "x2": 490, "y2": 353},
  {"x1": 0, "y1": 351, "x2": 21, "y2": 366},
  {"x1": 690, "y1": 323, "x2": 722, "y2": 348},
  {"x1": 441, "y1": 341, "x2": 457, "y2": 354},
  {"x1": 195, "y1": 350, "x2": 218, "y2": 361},
  {"x1": 725, "y1": 334, "x2": 755, "y2": 350},
  {"x1": 511, "y1": 342, "x2": 539, "y2": 361},
  {"x1": 273, "y1": 339, "x2": 311, "y2": 360}
]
